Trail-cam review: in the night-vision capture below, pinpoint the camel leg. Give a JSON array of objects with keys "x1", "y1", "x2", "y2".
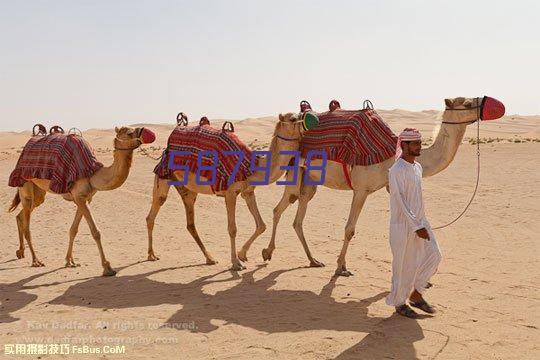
[
  {"x1": 16, "y1": 184, "x2": 46, "y2": 260},
  {"x1": 32, "y1": 185, "x2": 46, "y2": 208},
  {"x1": 74, "y1": 197, "x2": 115, "y2": 276},
  {"x1": 146, "y1": 176, "x2": 170, "y2": 261},
  {"x1": 335, "y1": 190, "x2": 368, "y2": 277},
  {"x1": 15, "y1": 210, "x2": 25, "y2": 259},
  {"x1": 292, "y1": 184, "x2": 325, "y2": 267},
  {"x1": 225, "y1": 192, "x2": 245, "y2": 271},
  {"x1": 65, "y1": 208, "x2": 83, "y2": 267},
  {"x1": 262, "y1": 171, "x2": 301, "y2": 261},
  {"x1": 175, "y1": 186, "x2": 217, "y2": 265},
  {"x1": 238, "y1": 188, "x2": 266, "y2": 262},
  {"x1": 19, "y1": 183, "x2": 44, "y2": 267}
]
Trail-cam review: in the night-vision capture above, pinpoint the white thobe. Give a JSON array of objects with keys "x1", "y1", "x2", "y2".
[{"x1": 386, "y1": 158, "x2": 442, "y2": 307}]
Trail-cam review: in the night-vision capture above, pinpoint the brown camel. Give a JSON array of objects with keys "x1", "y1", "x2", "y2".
[
  {"x1": 8, "y1": 126, "x2": 155, "y2": 276},
  {"x1": 248, "y1": 96, "x2": 505, "y2": 276},
  {"x1": 146, "y1": 113, "x2": 313, "y2": 270}
]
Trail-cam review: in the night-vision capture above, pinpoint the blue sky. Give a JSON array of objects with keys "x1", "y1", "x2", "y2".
[{"x1": 1, "y1": 0, "x2": 538, "y2": 131}]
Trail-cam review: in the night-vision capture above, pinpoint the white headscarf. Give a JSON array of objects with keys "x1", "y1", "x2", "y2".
[{"x1": 395, "y1": 128, "x2": 422, "y2": 160}]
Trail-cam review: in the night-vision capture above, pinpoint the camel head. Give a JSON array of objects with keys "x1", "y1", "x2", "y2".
[
  {"x1": 443, "y1": 96, "x2": 505, "y2": 124},
  {"x1": 113, "y1": 126, "x2": 156, "y2": 150},
  {"x1": 274, "y1": 112, "x2": 319, "y2": 141}
]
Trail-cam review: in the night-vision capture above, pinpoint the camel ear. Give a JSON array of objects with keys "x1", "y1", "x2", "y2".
[
  {"x1": 463, "y1": 98, "x2": 473, "y2": 108},
  {"x1": 279, "y1": 113, "x2": 284, "y2": 122},
  {"x1": 444, "y1": 99, "x2": 453, "y2": 109},
  {"x1": 454, "y1": 97, "x2": 466, "y2": 106},
  {"x1": 115, "y1": 126, "x2": 120, "y2": 133}
]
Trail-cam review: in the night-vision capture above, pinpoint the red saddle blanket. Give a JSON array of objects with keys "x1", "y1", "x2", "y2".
[
  {"x1": 300, "y1": 109, "x2": 398, "y2": 166},
  {"x1": 9, "y1": 133, "x2": 103, "y2": 194},
  {"x1": 154, "y1": 125, "x2": 254, "y2": 192}
]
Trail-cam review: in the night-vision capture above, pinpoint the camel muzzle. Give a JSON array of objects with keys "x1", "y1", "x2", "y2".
[
  {"x1": 140, "y1": 128, "x2": 156, "y2": 144},
  {"x1": 481, "y1": 96, "x2": 505, "y2": 121}
]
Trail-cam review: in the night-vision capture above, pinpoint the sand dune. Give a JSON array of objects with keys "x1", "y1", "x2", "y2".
[
  {"x1": 0, "y1": 110, "x2": 538, "y2": 359},
  {"x1": 1, "y1": 110, "x2": 539, "y2": 155}
]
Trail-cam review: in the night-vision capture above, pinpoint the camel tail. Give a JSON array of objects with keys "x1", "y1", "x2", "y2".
[{"x1": 8, "y1": 191, "x2": 20, "y2": 212}]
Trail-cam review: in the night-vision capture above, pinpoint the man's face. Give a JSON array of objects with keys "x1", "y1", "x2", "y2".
[{"x1": 403, "y1": 140, "x2": 422, "y2": 157}]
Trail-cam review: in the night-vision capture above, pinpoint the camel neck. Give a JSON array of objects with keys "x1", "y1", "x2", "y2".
[
  {"x1": 416, "y1": 118, "x2": 467, "y2": 177},
  {"x1": 249, "y1": 135, "x2": 301, "y2": 184},
  {"x1": 90, "y1": 149, "x2": 134, "y2": 191}
]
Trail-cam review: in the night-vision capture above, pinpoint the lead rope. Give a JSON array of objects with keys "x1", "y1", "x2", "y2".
[
  {"x1": 138, "y1": 146, "x2": 165, "y2": 161},
  {"x1": 432, "y1": 115, "x2": 481, "y2": 230}
]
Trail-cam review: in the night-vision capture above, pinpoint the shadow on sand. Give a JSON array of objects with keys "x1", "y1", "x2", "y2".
[
  {"x1": 0, "y1": 262, "x2": 140, "y2": 323},
  {"x1": 42, "y1": 264, "x2": 433, "y2": 358},
  {"x1": 0, "y1": 268, "x2": 61, "y2": 323}
]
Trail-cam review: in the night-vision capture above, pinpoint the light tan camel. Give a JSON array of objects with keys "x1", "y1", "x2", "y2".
[
  {"x1": 249, "y1": 96, "x2": 504, "y2": 276},
  {"x1": 146, "y1": 113, "x2": 310, "y2": 270},
  {"x1": 8, "y1": 126, "x2": 155, "y2": 276}
]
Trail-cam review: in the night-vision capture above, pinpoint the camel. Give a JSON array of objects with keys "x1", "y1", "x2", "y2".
[
  {"x1": 8, "y1": 126, "x2": 156, "y2": 276},
  {"x1": 246, "y1": 96, "x2": 505, "y2": 276},
  {"x1": 146, "y1": 113, "x2": 315, "y2": 270}
]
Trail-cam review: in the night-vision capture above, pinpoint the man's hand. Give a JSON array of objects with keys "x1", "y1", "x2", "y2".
[{"x1": 416, "y1": 228, "x2": 430, "y2": 241}]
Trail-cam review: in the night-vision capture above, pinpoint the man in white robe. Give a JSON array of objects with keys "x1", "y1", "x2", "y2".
[{"x1": 386, "y1": 128, "x2": 442, "y2": 318}]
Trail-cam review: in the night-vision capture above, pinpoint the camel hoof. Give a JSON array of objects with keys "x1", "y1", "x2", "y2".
[
  {"x1": 334, "y1": 269, "x2": 354, "y2": 277},
  {"x1": 102, "y1": 268, "x2": 117, "y2": 277},
  {"x1": 16, "y1": 249, "x2": 25, "y2": 259},
  {"x1": 237, "y1": 250, "x2": 248, "y2": 262},
  {"x1": 206, "y1": 257, "x2": 218, "y2": 265},
  {"x1": 147, "y1": 253, "x2": 160, "y2": 261},
  {"x1": 230, "y1": 263, "x2": 246, "y2": 271},
  {"x1": 102, "y1": 262, "x2": 117, "y2": 276},
  {"x1": 31, "y1": 260, "x2": 45, "y2": 267},
  {"x1": 309, "y1": 259, "x2": 325, "y2": 268},
  {"x1": 65, "y1": 261, "x2": 80, "y2": 268},
  {"x1": 262, "y1": 248, "x2": 272, "y2": 261}
]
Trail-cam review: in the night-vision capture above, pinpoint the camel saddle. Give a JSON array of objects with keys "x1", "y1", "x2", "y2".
[
  {"x1": 300, "y1": 100, "x2": 398, "y2": 166},
  {"x1": 9, "y1": 131, "x2": 103, "y2": 194},
  {"x1": 154, "y1": 123, "x2": 253, "y2": 192}
]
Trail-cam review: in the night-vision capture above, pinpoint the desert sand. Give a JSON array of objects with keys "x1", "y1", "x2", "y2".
[{"x1": 0, "y1": 109, "x2": 538, "y2": 359}]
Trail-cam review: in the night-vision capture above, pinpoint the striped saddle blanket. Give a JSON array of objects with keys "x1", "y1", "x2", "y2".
[
  {"x1": 300, "y1": 109, "x2": 398, "y2": 166},
  {"x1": 9, "y1": 133, "x2": 103, "y2": 194},
  {"x1": 154, "y1": 125, "x2": 254, "y2": 192}
]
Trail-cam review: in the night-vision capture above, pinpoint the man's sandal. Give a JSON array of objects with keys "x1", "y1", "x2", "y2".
[
  {"x1": 410, "y1": 300, "x2": 436, "y2": 314},
  {"x1": 395, "y1": 304, "x2": 418, "y2": 318}
]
